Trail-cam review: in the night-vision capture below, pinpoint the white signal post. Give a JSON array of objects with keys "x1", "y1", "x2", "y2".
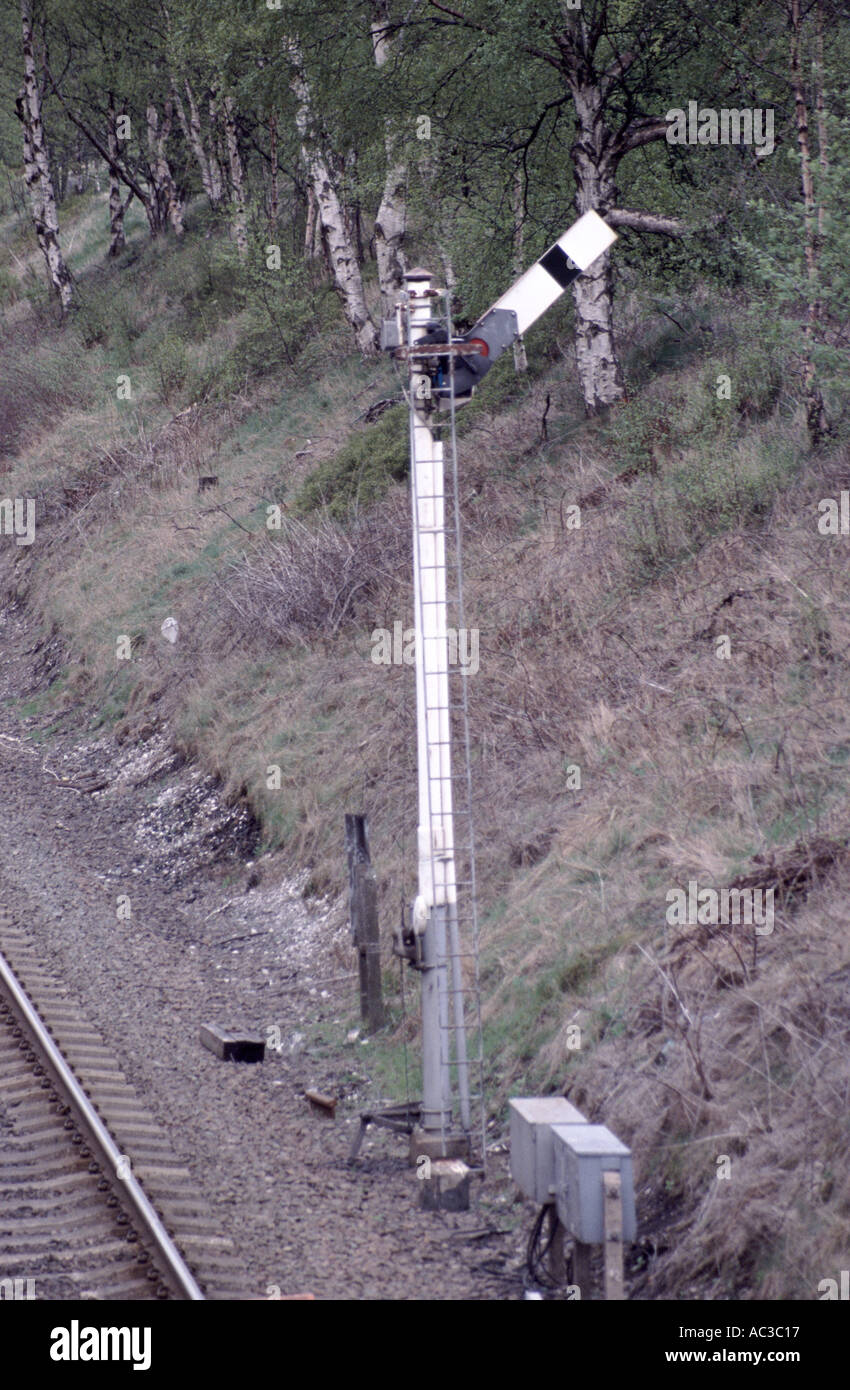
[
  {"x1": 405, "y1": 267, "x2": 463, "y2": 1145},
  {"x1": 387, "y1": 211, "x2": 617, "y2": 1157}
]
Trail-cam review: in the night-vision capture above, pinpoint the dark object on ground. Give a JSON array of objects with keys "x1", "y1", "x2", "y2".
[{"x1": 200, "y1": 1023, "x2": 265, "y2": 1062}]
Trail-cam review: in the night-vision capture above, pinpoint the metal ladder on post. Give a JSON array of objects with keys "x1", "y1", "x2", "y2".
[{"x1": 407, "y1": 284, "x2": 487, "y2": 1169}]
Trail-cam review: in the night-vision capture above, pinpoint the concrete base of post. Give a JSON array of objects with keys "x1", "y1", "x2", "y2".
[
  {"x1": 419, "y1": 1159, "x2": 471, "y2": 1212},
  {"x1": 409, "y1": 1128, "x2": 470, "y2": 1166}
]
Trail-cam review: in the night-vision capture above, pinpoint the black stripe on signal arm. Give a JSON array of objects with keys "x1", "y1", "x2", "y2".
[{"x1": 539, "y1": 244, "x2": 581, "y2": 288}]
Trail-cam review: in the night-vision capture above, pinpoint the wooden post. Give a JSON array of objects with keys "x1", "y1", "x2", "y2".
[
  {"x1": 345, "y1": 815, "x2": 384, "y2": 1031},
  {"x1": 603, "y1": 1170, "x2": 625, "y2": 1300}
]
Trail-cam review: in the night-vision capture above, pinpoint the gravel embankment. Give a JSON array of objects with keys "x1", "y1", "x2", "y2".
[{"x1": 0, "y1": 604, "x2": 526, "y2": 1300}]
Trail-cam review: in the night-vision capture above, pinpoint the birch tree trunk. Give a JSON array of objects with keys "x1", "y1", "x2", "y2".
[
  {"x1": 146, "y1": 100, "x2": 184, "y2": 237},
  {"x1": 287, "y1": 38, "x2": 376, "y2": 354},
  {"x1": 371, "y1": 2, "x2": 407, "y2": 314},
  {"x1": 222, "y1": 93, "x2": 248, "y2": 260},
  {"x1": 548, "y1": 9, "x2": 696, "y2": 412},
  {"x1": 17, "y1": 0, "x2": 72, "y2": 313},
  {"x1": 566, "y1": 110, "x2": 622, "y2": 411},
  {"x1": 415, "y1": 150, "x2": 456, "y2": 295},
  {"x1": 144, "y1": 104, "x2": 165, "y2": 235},
  {"x1": 789, "y1": 0, "x2": 828, "y2": 446},
  {"x1": 160, "y1": 99, "x2": 184, "y2": 236},
  {"x1": 344, "y1": 149, "x2": 365, "y2": 264},
  {"x1": 304, "y1": 183, "x2": 320, "y2": 258},
  {"x1": 207, "y1": 92, "x2": 225, "y2": 204},
  {"x1": 568, "y1": 82, "x2": 623, "y2": 412},
  {"x1": 174, "y1": 79, "x2": 222, "y2": 207},
  {"x1": 439, "y1": 245, "x2": 457, "y2": 295}
]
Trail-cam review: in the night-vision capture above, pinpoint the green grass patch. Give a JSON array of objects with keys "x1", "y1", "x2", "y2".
[{"x1": 295, "y1": 406, "x2": 409, "y2": 518}]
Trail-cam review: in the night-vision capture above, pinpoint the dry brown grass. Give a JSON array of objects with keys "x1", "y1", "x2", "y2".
[{"x1": 569, "y1": 858, "x2": 850, "y2": 1299}]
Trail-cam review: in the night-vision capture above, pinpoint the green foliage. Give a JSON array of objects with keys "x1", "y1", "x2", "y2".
[
  {"x1": 152, "y1": 332, "x2": 190, "y2": 403},
  {"x1": 602, "y1": 396, "x2": 679, "y2": 474},
  {"x1": 688, "y1": 339, "x2": 787, "y2": 439},
  {"x1": 234, "y1": 236, "x2": 328, "y2": 370},
  {"x1": 623, "y1": 300, "x2": 717, "y2": 386},
  {"x1": 624, "y1": 429, "x2": 801, "y2": 581},
  {"x1": 726, "y1": 340, "x2": 786, "y2": 419},
  {"x1": 736, "y1": 109, "x2": 850, "y2": 427},
  {"x1": 295, "y1": 406, "x2": 409, "y2": 519},
  {"x1": 72, "y1": 282, "x2": 115, "y2": 349},
  {"x1": 683, "y1": 434, "x2": 798, "y2": 525},
  {"x1": 156, "y1": 237, "x2": 243, "y2": 333},
  {"x1": 171, "y1": 235, "x2": 334, "y2": 399}
]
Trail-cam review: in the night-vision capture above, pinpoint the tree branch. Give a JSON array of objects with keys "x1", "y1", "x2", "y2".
[
  {"x1": 44, "y1": 66, "x2": 151, "y2": 209},
  {"x1": 426, "y1": 0, "x2": 495, "y2": 32},
  {"x1": 607, "y1": 208, "x2": 688, "y2": 236},
  {"x1": 600, "y1": 47, "x2": 637, "y2": 97},
  {"x1": 614, "y1": 117, "x2": 673, "y2": 155},
  {"x1": 426, "y1": 0, "x2": 564, "y2": 71}
]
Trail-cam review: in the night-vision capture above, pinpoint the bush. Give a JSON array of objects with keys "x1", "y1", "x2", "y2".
[
  {"x1": 601, "y1": 394, "x2": 684, "y2": 474},
  {"x1": 295, "y1": 406, "x2": 409, "y2": 519},
  {"x1": 219, "y1": 499, "x2": 409, "y2": 646},
  {"x1": 72, "y1": 283, "x2": 114, "y2": 348},
  {"x1": 623, "y1": 430, "x2": 802, "y2": 580},
  {"x1": 730, "y1": 340, "x2": 786, "y2": 421},
  {"x1": 153, "y1": 333, "x2": 190, "y2": 403}
]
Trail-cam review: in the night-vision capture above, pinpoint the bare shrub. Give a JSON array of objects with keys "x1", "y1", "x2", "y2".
[{"x1": 219, "y1": 495, "x2": 410, "y2": 646}]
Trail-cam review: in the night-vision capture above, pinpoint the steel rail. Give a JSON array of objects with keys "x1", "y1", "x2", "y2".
[{"x1": 0, "y1": 945, "x2": 205, "y2": 1301}]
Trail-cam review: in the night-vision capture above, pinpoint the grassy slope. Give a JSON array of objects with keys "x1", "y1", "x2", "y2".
[{"x1": 2, "y1": 194, "x2": 849, "y2": 1298}]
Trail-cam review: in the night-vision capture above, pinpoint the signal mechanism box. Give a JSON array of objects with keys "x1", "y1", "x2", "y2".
[
  {"x1": 509, "y1": 1097, "x2": 588, "y2": 1205},
  {"x1": 552, "y1": 1123, "x2": 636, "y2": 1244}
]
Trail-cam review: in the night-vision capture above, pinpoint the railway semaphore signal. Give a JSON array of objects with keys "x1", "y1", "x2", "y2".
[{"x1": 376, "y1": 210, "x2": 618, "y2": 1173}]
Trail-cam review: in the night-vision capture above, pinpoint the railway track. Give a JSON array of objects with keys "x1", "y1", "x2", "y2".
[{"x1": 0, "y1": 906, "x2": 249, "y2": 1301}]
